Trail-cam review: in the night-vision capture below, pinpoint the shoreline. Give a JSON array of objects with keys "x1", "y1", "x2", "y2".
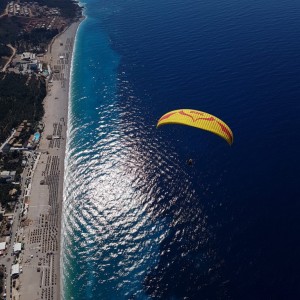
[{"x1": 12, "y1": 18, "x2": 83, "y2": 300}]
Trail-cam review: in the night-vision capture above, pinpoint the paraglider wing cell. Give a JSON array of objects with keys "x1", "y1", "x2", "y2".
[{"x1": 157, "y1": 109, "x2": 233, "y2": 145}]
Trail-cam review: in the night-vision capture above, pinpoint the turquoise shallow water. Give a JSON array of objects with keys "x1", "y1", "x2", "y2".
[
  {"x1": 62, "y1": 10, "x2": 166, "y2": 300},
  {"x1": 62, "y1": 0, "x2": 300, "y2": 299}
]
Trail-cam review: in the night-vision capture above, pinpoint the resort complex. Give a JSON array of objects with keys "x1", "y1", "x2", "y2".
[{"x1": 0, "y1": 0, "x2": 83, "y2": 297}]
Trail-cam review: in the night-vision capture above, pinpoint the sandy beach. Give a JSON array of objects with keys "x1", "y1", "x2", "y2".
[{"x1": 8, "y1": 19, "x2": 83, "y2": 300}]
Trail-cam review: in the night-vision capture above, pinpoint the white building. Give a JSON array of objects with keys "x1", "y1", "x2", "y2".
[
  {"x1": 21, "y1": 52, "x2": 36, "y2": 61},
  {"x1": 11, "y1": 263, "x2": 20, "y2": 278},
  {"x1": 0, "y1": 242, "x2": 6, "y2": 251},
  {"x1": 13, "y1": 242, "x2": 22, "y2": 254},
  {"x1": 0, "y1": 170, "x2": 16, "y2": 182}
]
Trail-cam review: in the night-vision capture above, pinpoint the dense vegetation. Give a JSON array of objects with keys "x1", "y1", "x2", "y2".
[
  {"x1": 21, "y1": 0, "x2": 82, "y2": 19},
  {"x1": 0, "y1": 74, "x2": 35, "y2": 211},
  {"x1": 0, "y1": 16, "x2": 23, "y2": 45},
  {"x1": 21, "y1": 28, "x2": 59, "y2": 45},
  {"x1": 0, "y1": 16, "x2": 58, "y2": 53},
  {"x1": 14, "y1": 28, "x2": 59, "y2": 53},
  {"x1": 0, "y1": 44, "x2": 12, "y2": 68},
  {"x1": 0, "y1": 72, "x2": 45, "y2": 143},
  {"x1": 1, "y1": 151, "x2": 24, "y2": 175},
  {"x1": 0, "y1": 153, "x2": 21, "y2": 211},
  {"x1": 0, "y1": 44, "x2": 11, "y2": 57},
  {"x1": 0, "y1": 183, "x2": 20, "y2": 209},
  {"x1": 0, "y1": 0, "x2": 8, "y2": 13}
]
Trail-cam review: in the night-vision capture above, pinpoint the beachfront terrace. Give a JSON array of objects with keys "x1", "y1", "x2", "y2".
[{"x1": 0, "y1": 120, "x2": 42, "y2": 153}]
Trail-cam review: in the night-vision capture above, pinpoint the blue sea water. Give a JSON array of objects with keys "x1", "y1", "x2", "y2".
[{"x1": 62, "y1": 0, "x2": 300, "y2": 299}]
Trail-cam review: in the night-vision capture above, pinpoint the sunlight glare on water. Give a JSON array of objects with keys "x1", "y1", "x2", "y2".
[{"x1": 62, "y1": 0, "x2": 300, "y2": 298}]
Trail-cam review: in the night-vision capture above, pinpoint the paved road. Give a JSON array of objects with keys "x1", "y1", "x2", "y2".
[
  {"x1": 0, "y1": 130, "x2": 16, "y2": 152},
  {"x1": 1, "y1": 44, "x2": 16, "y2": 72}
]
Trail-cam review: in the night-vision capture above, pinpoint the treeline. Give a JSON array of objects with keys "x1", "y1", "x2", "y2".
[
  {"x1": 23, "y1": 0, "x2": 82, "y2": 19},
  {"x1": 0, "y1": 44, "x2": 11, "y2": 69},
  {"x1": 0, "y1": 152, "x2": 22, "y2": 208},
  {"x1": 0, "y1": 0, "x2": 8, "y2": 13},
  {"x1": 14, "y1": 28, "x2": 59, "y2": 53},
  {"x1": 0, "y1": 183, "x2": 20, "y2": 208},
  {"x1": 21, "y1": 28, "x2": 59, "y2": 45},
  {"x1": 0, "y1": 16, "x2": 23, "y2": 45},
  {"x1": 0, "y1": 17, "x2": 58, "y2": 52},
  {"x1": 1, "y1": 151, "x2": 23, "y2": 174},
  {"x1": 0, "y1": 44, "x2": 11, "y2": 57},
  {"x1": 0, "y1": 72, "x2": 45, "y2": 143}
]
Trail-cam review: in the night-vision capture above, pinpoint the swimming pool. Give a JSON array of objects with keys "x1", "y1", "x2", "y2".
[{"x1": 33, "y1": 132, "x2": 40, "y2": 143}]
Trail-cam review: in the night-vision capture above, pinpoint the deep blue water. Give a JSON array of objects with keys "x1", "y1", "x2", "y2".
[{"x1": 62, "y1": 0, "x2": 300, "y2": 299}]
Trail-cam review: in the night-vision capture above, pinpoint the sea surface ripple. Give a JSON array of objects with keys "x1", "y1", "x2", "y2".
[{"x1": 62, "y1": 0, "x2": 300, "y2": 299}]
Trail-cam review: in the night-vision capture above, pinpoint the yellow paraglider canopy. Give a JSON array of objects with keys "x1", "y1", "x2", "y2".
[{"x1": 157, "y1": 109, "x2": 233, "y2": 145}]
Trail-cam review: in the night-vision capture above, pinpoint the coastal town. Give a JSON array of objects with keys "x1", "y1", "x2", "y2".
[{"x1": 0, "y1": 0, "x2": 82, "y2": 298}]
